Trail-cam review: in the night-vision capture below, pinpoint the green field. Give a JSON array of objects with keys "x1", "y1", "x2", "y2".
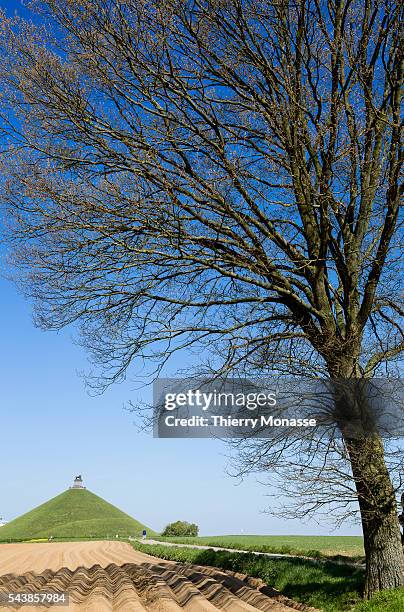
[
  {"x1": 132, "y1": 541, "x2": 403, "y2": 612},
  {"x1": 157, "y1": 534, "x2": 365, "y2": 560},
  {"x1": 0, "y1": 488, "x2": 155, "y2": 541}
]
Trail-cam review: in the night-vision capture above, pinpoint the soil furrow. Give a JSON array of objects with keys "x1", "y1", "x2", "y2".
[{"x1": 0, "y1": 542, "x2": 319, "y2": 612}]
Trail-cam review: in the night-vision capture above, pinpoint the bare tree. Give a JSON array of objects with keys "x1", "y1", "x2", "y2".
[{"x1": 0, "y1": 0, "x2": 403, "y2": 597}]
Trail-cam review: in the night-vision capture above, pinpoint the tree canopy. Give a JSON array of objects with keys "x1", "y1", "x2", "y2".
[
  {"x1": 0, "y1": 0, "x2": 402, "y2": 387},
  {"x1": 162, "y1": 520, "x2": 199, "y2": 537},
  {"x1": 0, "y1": 0, "x2": 402, "y2": 598}
]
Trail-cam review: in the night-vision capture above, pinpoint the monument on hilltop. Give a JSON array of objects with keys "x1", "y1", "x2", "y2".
[
  {"x1": 70, "y1": 475, "x2": 86, "y2": 489},
  {"x1": 0, "y1": 485, "x2": 153, "y2": 541}
]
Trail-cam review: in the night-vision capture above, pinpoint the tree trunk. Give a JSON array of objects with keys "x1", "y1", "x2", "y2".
[
  {"x1": 345, "y1": 435, "x2": 404, "y2": 598},
  {"x1": 327, "y1": 360, "x2": 404, "y2": 597}
]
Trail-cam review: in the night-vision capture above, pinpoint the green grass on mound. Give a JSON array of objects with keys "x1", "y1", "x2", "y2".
[{"x1": 0, "y1": 488, "x2": 155, "y2": 541}]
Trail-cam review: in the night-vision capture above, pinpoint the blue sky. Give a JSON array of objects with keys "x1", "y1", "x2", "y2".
[
  {"x1": 0, "y1": 0, "x2": 361, "y2": 537},
  {"x1": 0, "y1": 275, "x2": 361, "y2": 535}
]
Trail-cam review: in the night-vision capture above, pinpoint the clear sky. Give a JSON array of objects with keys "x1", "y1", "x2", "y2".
[
  {"x1": 0, "y1": 275, "x2": 362, "y2": 536},
  {"x1": 0, "y1": 1, "x2": 361, "y2": 537}
]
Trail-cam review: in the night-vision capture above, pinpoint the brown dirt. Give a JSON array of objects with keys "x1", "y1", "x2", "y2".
[{"x1": 0, "y1": 541, "x2": 319, "y2": 611}]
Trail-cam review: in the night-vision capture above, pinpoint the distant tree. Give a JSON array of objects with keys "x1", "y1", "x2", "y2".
[
  {"x1": 162, "y1": 521, "x2": 199, "y2": 538},
  {"x1": 0, "y1": 0, "x2": 402, "y2": 598}
]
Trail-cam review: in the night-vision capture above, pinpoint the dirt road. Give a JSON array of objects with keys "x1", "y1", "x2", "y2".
[{"x1": 0, "y1": 541, "x2": 318, "y2": 611}]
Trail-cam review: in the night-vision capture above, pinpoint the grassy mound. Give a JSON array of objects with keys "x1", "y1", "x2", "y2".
[{"x1": 0, "y1": 488, "x2": 154, "y2": 541}]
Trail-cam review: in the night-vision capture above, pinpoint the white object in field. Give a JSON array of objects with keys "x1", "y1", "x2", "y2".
[{"x1": 71, "y1": 475, "x2": 86, "y2": 489}]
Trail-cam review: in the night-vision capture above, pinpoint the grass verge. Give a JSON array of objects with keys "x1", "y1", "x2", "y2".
[
  {"x1": 132, "y1": 541, "x2": 402, "y2": 612},
  {"x1": 351, "y1": 588, "x2": 404, "y2": 611},
  {"x1": 156, "y1": 534, "x2": 364, "y2": 562}
]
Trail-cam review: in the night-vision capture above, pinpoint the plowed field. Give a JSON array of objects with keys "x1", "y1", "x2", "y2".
[{"x1": 0, "y1": 541, "x2": 318, "y2": 611}]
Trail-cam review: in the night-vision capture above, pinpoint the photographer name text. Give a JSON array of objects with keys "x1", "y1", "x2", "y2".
[{"x1": 164, "y1": 415, "x2": 317, "y2": 428}]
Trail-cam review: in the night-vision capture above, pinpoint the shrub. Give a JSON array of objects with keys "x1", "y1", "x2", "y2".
[{"x1": 161, "y1": 520, "x2": 199, "y2": 537}]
